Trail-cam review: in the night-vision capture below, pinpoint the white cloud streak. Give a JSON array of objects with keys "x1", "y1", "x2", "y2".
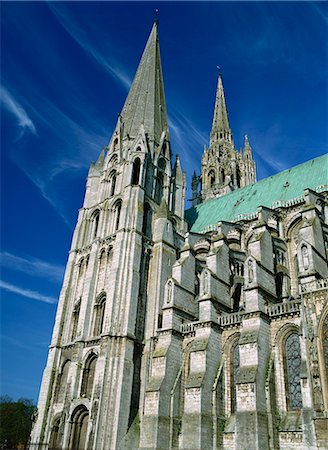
[
  {"x1": 0, "y1": 281, "x2": 57, "y2": 304},
  {"x1": 0, "y1": 252, "x2": 65, "y2": 284},
  {"x1": 48, "y1": 3, "x2": 132, "y2": 90},
  {"x1": 0, "y1": 86, "x2": 37, "y2": 138}
]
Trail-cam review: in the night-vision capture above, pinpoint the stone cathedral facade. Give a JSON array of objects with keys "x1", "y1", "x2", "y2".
[{"x1": 30, "y1": 23, "x2": 328, "y2": 450}]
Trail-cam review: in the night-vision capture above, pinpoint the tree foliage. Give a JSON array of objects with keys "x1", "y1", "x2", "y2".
[{"x1": 0, "y1": 396, "x2": 36, "y2": 449}]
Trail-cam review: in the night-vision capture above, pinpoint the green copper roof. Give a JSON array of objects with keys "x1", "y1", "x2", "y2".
[{"x1": 185, "y1": 154, "x2": 328, "y2": 233}]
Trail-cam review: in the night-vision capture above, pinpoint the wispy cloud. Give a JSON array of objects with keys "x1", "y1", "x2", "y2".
[
  {"x1": 48, "y1": 3, "x2": 132, "y2": 90},
  {"x1": 0, "y1": 86, "x2": 37, "y2": 139},
  {"x1": 0, "y1": 280, "x2": 57, "y2": 304},
  {"x1": 0, "y1": 252, "x2": 65, "y2": 284}
]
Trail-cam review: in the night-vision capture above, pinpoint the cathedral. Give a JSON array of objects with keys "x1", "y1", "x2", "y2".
[{"x1": 30, "y1": 22, "x2": 328, "y2": 450}]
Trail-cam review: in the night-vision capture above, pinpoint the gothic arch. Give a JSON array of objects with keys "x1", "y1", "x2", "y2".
[
  {"x1": 207, "y1": 169, "x2": 216, "y2": 188},
  {"x1": 93, "y1": 293, "x2": 106, "y2": 336},
  {"x1": 90, "y1": 209, "x2": 100, "y2": 240},
  {"x1": 70, "y1": 299, "x2": 81, "y2": 341},
  {"x1": 131, "y1": 157, "x2": 141, "y2": 186},
  {"x1": 48, "y1": 414, "x2": 62, "y2": 450},
  {"x1": 108, "y1": 169, "x2": 117, "y2": 197},
  {"x1": 274, "y1": 323, "x2": 302, "y2": 411},
  {"x1": 223, "y1": 332, "x2": 240, "y2": 415},
  {"x1": 154, "y1": 157, "x2": 166, "y2": 203},
  {"x1": 69, "y1": 405, "x2": 89, "y2": 450},
  {"x1": 286, "y1": 216, "x2": 303, "y2": 297},
  {"x1": 56, "y1": 360, "x2": 71, "y2": 403},
  {"x1": 80, "y1": 353, "x2": 98, "y2": 398},
  {"x1": 111, "y1": 199, "x2": 122, "y2": 232}
]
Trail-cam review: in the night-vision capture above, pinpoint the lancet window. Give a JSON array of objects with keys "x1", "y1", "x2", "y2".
[
  {"x1": 70, "y1": 406, "x2": 89, "y2": 450},
  {"x1": 56, "y1": 360, "x2": 70, "y2": 403},
  {"x1": 142, "y1": 203, "x2": 152, "y2": 238},
  {"x1": 81, "y1": 354, "x2": 97, "y2": 398},
  {"x1": 284, "y1": 333, "x2": 303, "y2": 409},
  {"x1": 231, "y1": 342, "x2": 240, "y2": 413},
  {"x1": 112, "y1": 200, "x2": 122, "y2": 232},
  {"x1": 131, "y1": 158, "x2": 141, "y2": 185},
  {"x1": 109, "y1": 171, "x2": 117, "y2": 197},
  {"x1": 70, "y1": 299, "x2": 81, "y2": 341},
  {"x1": 91, "y1": 210, "x2": 100, "y2": 239},
  {"x1": 49, "y1": 417, "x2": 61, "y2": 450},
  {"x1": 154, "y1": 158, "x2": 166, "y2": 203},
  {"x1": 93, "y1": 294, "x2": 106, "y2": 336}
]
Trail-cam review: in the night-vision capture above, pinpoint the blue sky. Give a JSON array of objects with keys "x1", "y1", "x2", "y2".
[{"x1": 1, "y1": 1, "x2": 327, "y2": 402}]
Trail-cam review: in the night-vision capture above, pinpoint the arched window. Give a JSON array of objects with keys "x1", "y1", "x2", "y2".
[
  {"x1": 56, "y1": 360, "x2": 70, "y2": 403},
  {"x1": 49, "y1": 417, "x2": 61, "y2": 450},
  {"x1": 236, "y1": 167, "x2": 241, "y2": 188},
  {"x1": 70, "y1": 406, "x2": 89, "y2": 450},
  {"x1": 113, "y1": 200, "x2": 122, "y2": 232},
  {"x1": 110, "y1": 171, "x2": 117, "y2": 197},
  {"x1": 71, "y1": 299, "x2": 81, "y2": 341},
  {"x1": 231, "y1": 342, "x2": 239, "y2": 413},
  {"x1": 154, "y1": 158, "x2": 166, "y2": 203},
  {"x1": 284, "y1": 333, "x2": 303, "y2": 409},
  {"x1": 232, "y1": 283, "x2": 242, "y2": 311},
  {"x1": 275, "y1": 272, "x2": 284, "y2": 299},
  {"x1": 221, "y1": 169, "x2": 225, "y2": 184},
  {"x1": 208, "y1": 170, "x2": 216, "y2": 188},
  {"x1": 131, "y1": 158, "x2": 141, "y2": 185},
  {"x1": 81, "y1": 354, "x2": 97, "y2": 398},
  {"x1": 113, "y1": 138, "x2": 119, "y2": 151},
  {"x1": 91, "y1": 211, "x2": 100, "y2": 239},
  {"x1": 142, "y1": 203, "x2": 152, "y2": 238},
  {"x1": 93, "y1": 295, "x2": 106, "y2": 336}
]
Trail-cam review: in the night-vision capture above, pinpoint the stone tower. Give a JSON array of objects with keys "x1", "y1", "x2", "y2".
[
  {"x1": 30, "y1": 22, "x2": 186, "y2": 450},
  {"x1": 192, "y1": 71, "x2": 256, "y2": 205}
]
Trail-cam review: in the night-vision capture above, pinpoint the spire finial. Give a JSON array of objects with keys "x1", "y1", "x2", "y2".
[{"x1": 154, "y1": 8, "x2": 159, "y2": 24}]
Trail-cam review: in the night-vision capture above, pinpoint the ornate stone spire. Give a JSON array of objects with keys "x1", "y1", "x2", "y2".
[
  {"x1": 210, "y1": 70, "x2": 232, "y2": 146},
  {"x1": 120, "y1": 21, "x2": 168, "y2": 146}
]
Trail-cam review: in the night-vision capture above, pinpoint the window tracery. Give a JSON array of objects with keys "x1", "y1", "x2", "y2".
[{"x1": 284, "y1": 333, "x2": 303, "y2": 409}]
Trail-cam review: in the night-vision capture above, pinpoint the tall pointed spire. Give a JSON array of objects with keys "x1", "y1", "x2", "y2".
[
  {"x1": 210, "y1": 70, "x2": 232, "y2": 146},
  {"x1": 120, "y1": 22, "x2": 168, "y2": 145}
]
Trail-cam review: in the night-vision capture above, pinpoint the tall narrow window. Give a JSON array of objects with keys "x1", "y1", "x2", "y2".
[
  {"x1": 110, "y1": 172, "x2": 117, "y2": 197},
  {"x1": 81, "y1": 354, "x2": 97, "y2": 398},
  {"x1": 71, "y1": 300, "x2": 81, "y2": 341},
  {"x1": 236, "y1": 167, "x2": 241, "y2": 187},
  {"x1": 56, "y1": 360, "x2": 70, "y2": 403},
  {"x1": 142, "y1": 203, "x2": 152, "y2": 238},
  {"x1": 208, "y1": 170, "x2": 215, "y2": 188},
  {"x1": 113, "y1": 200, "x2": 122, "y2": 232},
  {"x1": 231, "y1": 343, "x2": 240, "y2": 413},
  {"x1": 131, "y1": 158, "x2": 141, "y2": 185},
  {"x1": 71, "y1": 406, "x2": 89, "y2": 450},
  {"x1": 154, "y1": 158, "x2": 166, "y2": 203},
  {"x1": 221, "y1": 169, "x2": 225, "y2": 184},
  {"x1": 92, "y1": 211, "x2": 100, "y2": 239},
  {"x1": 284, "y1": 333, "x2": 303, "y2": 409},
  {"x1": 93, "y1": 295, "x2": 106, "y2": 336},
  {"x1": 49, "y1": 417, "x2": 61, "y2": 450},
  {"x1": 275, "y1": 272, "x2": 284, "y2": 299}
]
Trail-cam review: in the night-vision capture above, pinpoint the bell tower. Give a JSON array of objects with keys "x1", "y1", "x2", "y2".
[
  {"x1": 192, "y1": 70, "x2": 256, "y2": 205},
  {"x1": 30, "y1": 22, "x2": 186, "y2": 450}
]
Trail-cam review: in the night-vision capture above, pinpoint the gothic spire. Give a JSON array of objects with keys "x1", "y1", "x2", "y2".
[
  {"x1": 210, "y1": 70, "x2": 232, "y2": 146},
  {"x1": 120, "y1": 22, "x2": 168, "y2": 146}
]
